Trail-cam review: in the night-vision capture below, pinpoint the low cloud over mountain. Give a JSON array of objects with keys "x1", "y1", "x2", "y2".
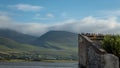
[{"x1": 0, "y1": 15, "x2": 120, "y2": 36}]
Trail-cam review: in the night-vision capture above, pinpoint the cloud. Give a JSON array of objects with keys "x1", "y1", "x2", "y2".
[
  {"x1": 0, "y1": 15, "x2": 11, "y2": 21},
  {"x1": 1, "y1": 14, "x2": 120, "y2": 36},
  {"x1": 12, "y1": 23, "x2": 49, "y2": 36},
  {"x1": 9, "y1": 4, "x2": 43, "y2": 11},
  {"x1": 0, "y1": 11, "x2": 9, "y2": 15},
  {"x1": 33, "y1": 17, "x2": 49, "y2": 20},
  {"x1": 33, "y1": 13, "x2": 55, "y2": 20},
  {"x1": 0, "y1": 11, "x2": 21, "y2": 17},
  {"x1": 0, "y1": 15, "x2": 48, "y2": 36},
  {"x1": 33, "y1": 13, "x2": 49, "y2": 20},
  {"x1": 98, "y1": 10, "x2": 120, "y2": 17},
  {"x1": 35, "y1": 14, "x2": 41, "y2": 17},
  {"x1": 46, "y1": 13, "x2": 55, "y2": 18}
]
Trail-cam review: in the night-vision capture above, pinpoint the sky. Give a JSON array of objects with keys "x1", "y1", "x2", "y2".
[{"x1": 0, "y1": 0, "x2": 120, "y2": 36}]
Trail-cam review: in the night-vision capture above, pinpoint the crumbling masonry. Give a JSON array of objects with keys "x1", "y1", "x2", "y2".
[{"x1": 78, "y1": 34, "x2": 119, "y2": 68}]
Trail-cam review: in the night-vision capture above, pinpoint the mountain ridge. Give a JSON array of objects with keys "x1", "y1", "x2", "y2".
[
  {"x1": 31, "y1": 30, "x2": 78, "y2": 49},
  {"x1": 0, "y1": 29, "x2": 37, "y2": 44},
  {"x1": 0, "y1": 29, "x2": 78, "y2": 60}
]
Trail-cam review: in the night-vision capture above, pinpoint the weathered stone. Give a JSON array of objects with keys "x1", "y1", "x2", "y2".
[
  {"x1": 78, "y1": 34, "x2": 119, "y2": 68},
  {"x1": 102, "y1": 54, "x2": 119, "y2": 68}
]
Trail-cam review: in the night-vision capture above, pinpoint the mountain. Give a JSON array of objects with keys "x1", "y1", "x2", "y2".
[
  {"x1": 30, "y1": 31, "x2": 78, "y2": 60},
  {"x1": 0, "y1": 29, "x2": 37, "y2": 43},
  {"x1": 0, "y1": 37, "x2": 41, "y2": 52},
  {"x1": 0, "y1": 29, "x2": 78, "y2": 60},
  {"x1": 32, "y1": 31, "x2": 78, "y2": 50}
]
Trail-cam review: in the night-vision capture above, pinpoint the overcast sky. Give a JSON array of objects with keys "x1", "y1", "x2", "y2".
[{"x1": 0, "y1": 0, "x2": 120, "y2": 36}]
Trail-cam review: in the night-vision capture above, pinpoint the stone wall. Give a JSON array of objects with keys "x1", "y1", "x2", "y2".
[{"x1": 78, "y1": 34, "x2": 119, "y2": 68}]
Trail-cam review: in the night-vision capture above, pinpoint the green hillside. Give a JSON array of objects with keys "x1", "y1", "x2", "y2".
[
  {"x1": 0, "y1": 37, "x2": 41, "y2": 52},
  {"x1": 0, "y1": 30, "x2": 78, "y2": 61},
  {"x1": 0, "y1": 29, "x2": 37, "y2": 43},
  {"x1": 31, "y1": 31, "x2": 78, "y2": 60},
  {"x1": 32, "y1": 31, "x2": 78, "y2": 50}
]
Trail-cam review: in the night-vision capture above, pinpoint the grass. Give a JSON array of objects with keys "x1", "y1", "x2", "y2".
[
  {"x1": 0, "y1": 59, "x2": 78, "y2": 62},
  {"x1": 42, "y1": 60, "x2": 78, "y2": 62},
  {"x1": 0, "y1": 59, "x2": 27, "y2": 62},
  {"x1": 0, "y1": 38, "x2": 78, "y2": 61}
]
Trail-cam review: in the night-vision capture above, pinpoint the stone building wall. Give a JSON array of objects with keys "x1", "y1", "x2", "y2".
[{"x1": 78, "y1": 34, "x2": 119, "y2": 68}]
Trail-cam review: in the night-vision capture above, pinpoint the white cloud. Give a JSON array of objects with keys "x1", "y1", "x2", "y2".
[
  {"x1": 60, "y1": 12, "x2": 80, "y2": 19},
  {"x1": 98, "y1": 10, "x2": 120, "y2": 17},
  {"x1": 49, "y1": 16, "x2": 120, "y2": 34},
  {"x1": 46, "y1": 13, "x2": 54, "y2": 18},
  {"x1": 35, "y1": 14, "x2": 41, "y2": 17},
  {"x1": 0, "y1": 11, "x2": 19, "y2": 16},
  {"x1": 0, "y1": 15, "x2": 14, "y2": 29},
  {"x1": 12, "y1": 23, "x2": 49, "y2": 36},
  {"x1": 0, "y1": 15, "x2": 48, "y2": 36},
  {"x1": 0, "y1": 15, "x2": 11, "y2": 21},
  {"x1": 0, "y1": 11, "x2": 9, "y2": 15},
  {"x1": 9, "y1": 4, "x2": 43, "y2": 11},
  {"x1": 1, "y1": 14, "x2": 120, "y2": 36},
  {"x1": 33, "y1": 13, "x2": 55, "y2": 20},
  {"x1": 33, "y1": 14, "x2": 49, "y2": 20},
  {"x1": 33, "y1": 17, "x2": 49, "y2": 20}
]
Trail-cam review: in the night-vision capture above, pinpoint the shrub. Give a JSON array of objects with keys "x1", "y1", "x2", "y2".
[{"x1": 101, "y1": 35, "x2": 120, "y2": 58}]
